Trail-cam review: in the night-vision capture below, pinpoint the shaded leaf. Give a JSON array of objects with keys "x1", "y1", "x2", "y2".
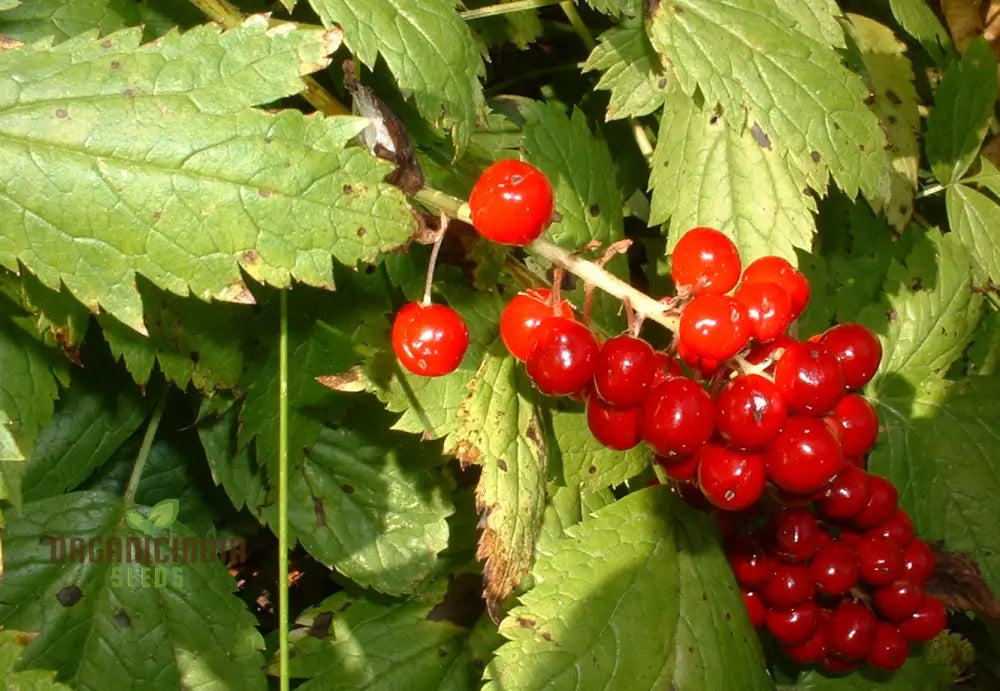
[
  {"x1": 583, "y1": 24, "x2": 669, "y2": 121},
  {"x1": 888, "y1": 0, "x2": 954, "y2": 63},
  {"x1": 20, "y1": 270, "x2": 91, "y2": 352},
  {"x1": 582, "y1": 0, "x2": 640, "y2": 17}
]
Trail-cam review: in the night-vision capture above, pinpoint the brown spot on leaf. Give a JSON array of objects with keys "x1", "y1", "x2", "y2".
[
  {"x1": 259, "y1": 188, "x2": 271, "y2": 198},
  {"x1": 541, "y1": 631, "x2": 554, "y2": 642},
  {"x1": 589, "y1": 204, "x2": 601, "y2": 218},
  {"x1": 497, "y1": 459, "x2": 508, "y2": 472},
  {"x1": 885, "y1": 89, "x2": 902, "y2": 106},
  {"x1": 316, "y1": 367, "x2": 367, "y2": 393},
  {"x1": 152, "y1": 211, "x2": 161, "y2": 220},
  {"x1": 56, "y1": 585, "x2": 82, "y2": 607},
  {"x1": 110, "y1": 60, "x2": 121, "y2": 70},
  {"x1": 123, "y1": 87, "x2": 135, "y2": 99},
  {"x1": 357, "y1": 227, "x2": 367, "y2": 238},
  {"x1": 313, "y1": 497, "x2": 326, "y2": 527},
  {"x1": 242, "y1": 249, "x2": 260, "y2": 265},
  {"x1": 114, "y1": 610, "x2": 132, "y2": 628},
  {"x1": 341, "y1": 484, "x2": 355, "y2": 494},
  {"x1": 101, "y1": 39, "x2": 113, "y2": 49},
  {"x1": 657, "y1": 77, "x2": 668, "y2": 89},
  {"x1": 926, "y1": 546, "x2": 1000, "y2": 618},
  {"x1": 864, "y1": 93, "x2": 876, "y2": 106},
  {"x1": 749, "y1": 123, "x2": 771, "y2": 150},
  {"x1": 308, "y1": 611, "x2": 333, "y2": 638},
  {"x1": 518, "y1": 617, "x2": 537, "y2": 629},
  {"x1": 55, "y1": 108, "x2": 68, "y2": 118},
  {"x1": 343, "y1": 184, "x2": 354, "y2": 195},
  {"x1": 438, "y1": 648, "x2": 448, "y2": 657},
  {"x1": 588, "y1": 465, "x2": 597, "y2": 474}
]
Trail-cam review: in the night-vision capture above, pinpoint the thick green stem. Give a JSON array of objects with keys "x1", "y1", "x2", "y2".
[
  {"x1": 559, "y1": 2, "x2": 595, "y2": 49},
  {"x1": 277, "y1": 289, "x2": 290, "y2": 691},
  {"x1": 462, "y1": 0, "x2": 562, "y2": 20},
  {"x1": 123, "y1": 388, "x2": 169, "y2": 507}
]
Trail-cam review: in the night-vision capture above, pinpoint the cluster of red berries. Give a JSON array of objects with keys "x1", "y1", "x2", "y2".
[{"x1": 728, "y1": 502, "x2": 945, "y2": 672}]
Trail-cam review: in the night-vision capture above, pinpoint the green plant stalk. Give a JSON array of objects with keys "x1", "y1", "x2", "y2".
[
  {"x1": 559, "y1": 1, "x2": 595, "y2": 49},
  {"x1": 462, "y1": 0, "x2": 562, "y2": 20},
  {"x1": 123, "y1": 388, "x2": 169, "y2": 507},
  {"x1": 278, "y1": 289, "x2": 290, "y2": 691}
]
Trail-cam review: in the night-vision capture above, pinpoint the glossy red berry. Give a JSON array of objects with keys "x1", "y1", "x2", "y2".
[
  {"x1": 586, "y1": 396, "x2": 641, "y2": 451},
  {"x1": 810, "y1": 541, "x2": 860, "y2": 596},
  {"x1": 593, "y1": 335, "x2": 657, "y2": 407},
  {"x1": 741, "y1": 256, "x2": 811, "y2": 319},
  {"x1": 818, "y1": 323, "x2": 882, "y2": 391},
  {"x1": 818, "y1": 466, "x2": 870, "y2": 521},
  {"x1": 830, "y1": 394, "x2": 880, "y2": 458},
  {"x1": 762, "y1": 563, "x2": 815, "y2": 607},
  {"x1": 866, "y1": 622, "x2": 909, "y2": 670},
  {"x1": 856, "y1": 535, "x2": 904, "y2": 587},
  {"x1": 873, "y1": 581, "x2": 924, "y2": 622},
  {"x1": 785, "y1": 627, "x2": 827, "y2": 664},
  {"x1": 715, "y1": 374, "x2": 788, "y2": 450},
  {"x1": 771, "y1": 508, "x2": 823, "y2": 563},
  {"x1": 735, "y1": 281, "x2": 793, "y2": 342},
  {"x1": 696, "y1": 444, "x2": 766, "y2": 511},
  {"x1": 676, "y1": 338, "x2": 721, "y2": 378},
  {"x1": 825, "y1": 600, "x2": 877, "y2": 661},
  {"x1": 742, "y1": 590, "x2": 767, "y2": 628},
  {"x1": 899, "y1": 596, "x2": 947, "y2": 642},
  {"x1": 500, "y1": 289, "x2": 573, "y2": 361},
  {"x1": 746, "y1": 333, "x2": 795, "y2": 369},
  {"x1": 866, "y1": 509, "x2": 914, "y2": 549},
  {"x1": 853, "y1": 475, "x2": 899, "y2": 529},
  {"x1": 679, "y1": 294, "x2": 751, "y2": 361},
  {"x1": 727, "y1": 538, "x2": 776, "y2": 589},
  {"x1": 774, "y1": 342, "x2": 846, "y2": 415},
  {"x1": 391, "y1": 302, "x2": 470, "y2": 377},
  {"x1": 651, "y1": 351, "x2": 683, "y2": 387},
  {"x1": 766, "y1": 601, "x2": 821, "y2": 647},
  {"x1": 641, "y1": 377, "x2": 715, "y2": 456},
  {"x1": 525, "y1": 317, "x2": 598, "y2": 396},
  {"x1": 902, "y1": 540, "x2": 937, "y2": 583},
  {"x1": 469, "y1": 160, "x2": 553, "y2": 246},
  {"x1": 766, "y1": 417, "x2": 844, "y2": 494},
  {"x1": 671, "y1": 227, "x2": 742, "y2": 295},
  {"x1": 656, "y1": 452, "x2": 700, "y2": 481}
]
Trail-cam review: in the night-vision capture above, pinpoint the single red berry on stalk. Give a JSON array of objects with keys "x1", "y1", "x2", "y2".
[
  {"x1": 902, "y1": 540, "x2": 937, "y2": 583},
  {"x1": 500, "y1": 289, "x2": 573, "y2": 361},
  {"x1": 741, "y1": 256, "x2": 811, "y2": 319},
  {"x1": 873, "y1": 581, "x2": 925, "y2": 622},
  {"x1": 810, "y1": 541, "x2": 860, "y2": 596},
  {"x1": 818, "y1": 323, "x2": 882, "y2": 391},
  {"x1": 830, "y1": 394, "x2": 880, "y2": 458},
  {"x1": 771, "y1": 508, "x2": 823, "y2": 563},
  {"x1": 773, "y1": 341, "x2": 846, "y2": 415},
  {"x1": 866, "y1": 622, "x2": 909, "y2": 670},
  {"x1": 696, "y1": 444, "x2": 766, "y2": 511},
  {"x1": 766, "y1": 601, "x2": 822, "y2": 647},
  {"x1": 391, "y1": 302, "x2": 469, "y2": 377},
  {"x1": 469, "y1": 160, "x2": 554, "y2": 246},
  {"x1": 586, "y1": 396, "x2": 642, "y2": 451},
  {"x1": 818, "y1": 465, "x2": 870, "y2": 521},
  {"x1": 679, "y1": 294, "x2": 751, "y2": 361},
  {"x1": 715, "y1": 374, "x2": 788, "y2": 450},
  {"x1": 762, "y1": 563, "x2": 815, "y2": 607},
  {"x1": 856, "y1": 535, "x2": 904, "y2": 587},
  {"x1": 593, "y1": 335, "x2": 657, "y2": 407},
  {"x1": 525, "y1": 317, "x2": 598, "y2": 396},
  {"x1": 671, "y1": 227, "x2": 742, "y2": 295},
  {"x1": 825, "y1": 600, "x2": 877, "y2": 661},
  {"x1": 766, "y1": 417, "x2": 845, "y2": 494},
  {"x1": 899, "y1": 597, "x2": 947, "y2": 642},
  {"x1": 735, "y1": 281, "x2": 793, "y2": 342},
  {"x1": 853, "y1": 475, "x2": 899, "y2": 529},
  {"x1": 641, "y1": 377, "x2": 715, "y2": 456}
]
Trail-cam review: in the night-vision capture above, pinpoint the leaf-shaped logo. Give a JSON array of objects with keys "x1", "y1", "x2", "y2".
[
  {"x1": 148, "y1": 499, "x2": 180, "y2": 529},
  {"x1": 125, "y1": 509, "x2": 151, "y2": 534}
]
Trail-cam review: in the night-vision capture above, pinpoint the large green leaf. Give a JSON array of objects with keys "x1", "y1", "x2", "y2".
[
  {"x1": 0, "y1": 19, "x2": 414, "y2": 331},
  {"x1": 945, "y1": 182, "x2": 1000, "y2": 285},
  {"x1": 522, "y1": 102, "x2": 625, "y2": 249},
  {"x1": 925, "y1": 40, "x2": 998, "y2": 185},
  {"x1": 0, "y1": 0, "x2": 199, "y2": 42},
  {"x1": 583, "y1": 24, "x2": 669, "y2": 121},
  {"x1": 649, "y1": 87, "x2": 816, "y2": 264},
  {"x1": 307, "y1": 0, "x2": 485, "y2": 152},
  {"x1": 0, "y1": 491, "x2": 267, "y2": 689},
  {"x1": 485, "y1": 488, "x2": 771, "y2": 690},
  {"x1": 646, "y1": 0, "x2": 889, "y2": 200},
  {"x1": 0, "y1": 629, "x2": 71, "y2": 690},
  {"x1": 845, "y1": 14, "x2": 920, "y2": 231}
]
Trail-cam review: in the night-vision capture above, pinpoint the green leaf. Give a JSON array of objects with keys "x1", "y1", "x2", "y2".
[
  {"x1": 485, "y1": 488, "x2": 771, "y2": 690},
  {"x1": 790, "y1": 649, "x2": 951, "y2": 689},
  {"x1": 0, "y1": 19, "x2": 414, "y2": 331},
  {"x1": 646, "y1": 0, "x2": 889, "y2": 200},
  {"x1": 582, "y1": 0, "x2": 640, "y2": 17},
  {"x1": 196, "y1": 395, "x2": 268, "y2": 516},
  {"x1": 550, "y1": 408, "x2": 648, "y2": 489},
  {"x1": 649, "y1": 87, "x2": 816, "y2": 264},
  {"x1": 307, "y1": 0, "x2": 485, "y2": 152},
  {"x1": 445, "y1": 343, "x2": 547, "y2": 617},
  {"x1": 871, "y1": 230, "x2": 983, "y2": 389},
  {"x1": 583, "y1": 24, "x2": 669, "y2": 121},
  {"x1": 770, "y1": 0, "x2": 845, "y2": 47},
  {"x1": 123, "y1": 509, "x2": 148, "y2": 533},
  {"x1": 0, "y1": 629, "x2": 72, "y2": 690},
  {"x1": 522, "y1": 102, "x2": 624, "y2": 249},
  {"x1": 147, "y1": 497, "x2": 179, "y2": 528},
  {"x1": 21, "y1": 270, "x2": 91, "y2": 350},
  {"x1": 845, "y1": 14, "x2": 921, "y2": 231},
  {"x1": 0, "y1": 0, "x2": 201, "y2": 42},
  {"x1": 871, "y1": 375, "x2": 1000, "y2": 607},
  {"x1": 0, "y1": 491, "x2": 267, "y2": 689},
  {"x1": 888, "y1": 0, "x2": 953, "y2": 64},
  {"x1": 946, "y1": 183, "x2": 1000, "y2": 285},
  {"x1": 925, "y1": 40, "x2": 998, "y2": 185},
  {"x1": 465, "y1": 0, "x2": 543, "y2": 50},
  {"x1": 282, "y1": 587, "x2": 483, "y2": 688}
]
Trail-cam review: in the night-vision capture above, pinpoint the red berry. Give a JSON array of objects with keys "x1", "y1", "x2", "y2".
[
  {"x1": 500, "y1": 289, "x2": 573, "y2": 361},
  {"x1": 742, "y1": 590, "x2": 767, "y2": 628},
  {"x1": 774, "y1": 342, "x2": 846, "y2": 415},
  {"x1": 469, "y1": 160, "x2": 553, "y2": 246},
  {"x1": 762, "y1": 563, "x2": 815, "y2": 607},
  {"x1": 741, "y1": 256, "x2": 810, "y2": 319},
  {"x1": 853, "y1": 475, "x2": 898, "y2": 529},
  {"x1": 766, "y1": 417, "x2": 844, "y2": 494},
  {"x1": 696, "y1": 444, "x2": 766, "y2": 511},
  {"x1": 641, "y1": 377, "x2": 715, "y2": 456},
  {"x1": 771, "y1": 508, "x2": 823, "y2": 563},
  {"x1": 746, "y1": 333, "x2": 795, "y2": 370},
  {"x1": 735, "y1": 281, "x2": 793, "y2": 342},
  {"x1": 902, "y1": 540, "x2": 937, "y2": 583},
  {"x1": 818, "y1": 323, "x2": 882, "y2": 391},
  {"x1": 899, "y1": 596, "x2": 947, "y2": 642},
  {"x1": 676, "y1": 338, "x2": 721, "y2": 377},
  {"x1": 818, "y1": 466, "x2": 870, "y2": 521},
  {"x1": 785, "y1": 627, "x2": 827, "y2": 664},
  {"x1": 727, "y1": 537, "x2": 776, "y2": 589},
  {"x1": 586, "y1": 396, "x2": 641, "y2": 451},
  {"x1": 593, "y1": 335, "x2": 657, "y2": 407},
  {"x1": 825, "y1": 600, "x2": 877, "y2": 661},
  {"x1": 856, "y1": 535, "x2": 904, "y2": 587},
  {"x1": 865, "y1": 509, "x2": 914, "y2": 549},
  {"x1": 671, "y1": 227, "x2": 742, "y2": 295},
  {"x1": 873, "y1": 581, "x2": 925, "y2": 622},
  {"x1": 830, "y1": 394, "x2": 880, "y2": 458},
  {"x1": 525, "y1": 317, "x2": 598, "y2": 396},
  {"x1": 651, "y1": 351, "x2": 683, "y2": 387},
  {"x1": 715, "y1": 374, "x2": 788, "y2": 450},
  {"x1": 866, "y1": 622, "x2": 909, "y2": 670},
  {"x1": 655, "y1": 452, "x2": 700, "y2": 481},
  {"x1": 810, "y1": 541, "x2": 860, "y2": 596},
  {"x1": 766, "y1": 601, "x2": 821, "y2": 646},
  {"x1": 391, "y1": 302, "x2": 470, "y2": 377},
  {"x1": 679, "y1": 294, "x2": 751, "y2": 361}
]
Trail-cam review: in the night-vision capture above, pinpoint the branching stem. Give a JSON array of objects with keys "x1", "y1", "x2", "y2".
[{"x1": 462, "y1": 0, "x2": 562, "y2": 20}]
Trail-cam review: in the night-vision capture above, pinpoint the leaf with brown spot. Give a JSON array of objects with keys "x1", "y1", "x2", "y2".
[{"x1": 927, "y1": 545, "x2": 1000, "y2": 618}]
